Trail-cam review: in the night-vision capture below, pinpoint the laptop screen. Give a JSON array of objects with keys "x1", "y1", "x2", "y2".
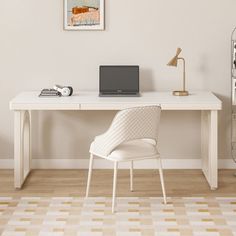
[{"x1": 99, "y1": 66, "x2": 139, "y2": 93}]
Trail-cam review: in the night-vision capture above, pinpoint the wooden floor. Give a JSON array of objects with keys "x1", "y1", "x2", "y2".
[{"x1": 0, "y1": 169, "x2": 236, "y2": 197}]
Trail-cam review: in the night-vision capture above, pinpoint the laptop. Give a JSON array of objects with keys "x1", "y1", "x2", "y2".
[{"x1": 99, "y1": 65, "x2": 140, "y2": 97}]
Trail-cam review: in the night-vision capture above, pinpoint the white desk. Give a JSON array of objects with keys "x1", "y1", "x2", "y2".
[{"x1": 10, "y1": 91, "x2": 222, "y2": 189}]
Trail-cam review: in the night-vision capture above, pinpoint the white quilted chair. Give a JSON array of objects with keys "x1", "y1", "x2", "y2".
[{"x1": 85, "y1": 106, "x2": 166, "y2": 213}]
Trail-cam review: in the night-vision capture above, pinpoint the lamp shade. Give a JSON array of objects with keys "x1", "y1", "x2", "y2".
[{"x1": 167, "y1": 48, "x2": 182, "y2": 67}]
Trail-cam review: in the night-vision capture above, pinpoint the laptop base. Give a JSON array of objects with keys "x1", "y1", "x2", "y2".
[{"x1": 99, "y1": 93, "x2": 140, "y2": 97}]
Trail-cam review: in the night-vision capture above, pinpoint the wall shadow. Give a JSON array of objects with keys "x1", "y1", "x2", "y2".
[
  {"x1": 0, "y1": 136, "x2": 11, "y2": 161},
  {"x1": 36, "y1": 110, "x2": 116, "y2": 159}
]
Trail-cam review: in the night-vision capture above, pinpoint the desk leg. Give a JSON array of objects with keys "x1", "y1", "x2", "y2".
[
  {"x1": 14, "y1": 110, "x2": 32, "y2": 189},
  {"x1": 201, "y1": 110, "x2": 218, "y2": 190}
]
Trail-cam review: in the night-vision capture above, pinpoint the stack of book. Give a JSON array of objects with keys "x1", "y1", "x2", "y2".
[{"x1": 39, "y1": 89, "x2": 61, "y2": 97}]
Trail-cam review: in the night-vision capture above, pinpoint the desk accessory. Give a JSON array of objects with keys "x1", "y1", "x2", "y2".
[
  {"x1": 39, "y1": 85, "x2": 73, "y2": 97},
  {"x1": 167, "y1": 48, "x2": 189, "y2": 96},
  {"x1": 53, "y1": 85, "x2": 73, "y2": 96},
  {"x1": 39, "y1": 89, "x2": 61, "y2": 97}
]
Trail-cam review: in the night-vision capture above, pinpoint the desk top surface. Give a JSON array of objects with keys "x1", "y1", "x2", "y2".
[{"x1": 10, "y1": 91, "x2": 222, "y2": 110}]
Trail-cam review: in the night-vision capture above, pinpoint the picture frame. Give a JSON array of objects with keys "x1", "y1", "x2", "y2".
[{"x1": 64, "y1": 0, "x2": 105, "y2": 31}]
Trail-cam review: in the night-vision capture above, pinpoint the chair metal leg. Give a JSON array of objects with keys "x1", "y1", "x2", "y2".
[
  {"x1": 130, "y1": 161, "x2": 133, "y2": 191},
  {"x1": 112, "y1": 162, "x2": 118, "y2": 213},
  {"x1": 86, "y1": 154, "x2": 94, "y2": 198},
  {"x1": 157, "y1": 158, "x2": 167, "y2": 204}
]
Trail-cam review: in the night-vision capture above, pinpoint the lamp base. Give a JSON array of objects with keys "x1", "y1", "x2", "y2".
[{"x1": 172, "y1": 90, "x2": 189, "y2": 96}]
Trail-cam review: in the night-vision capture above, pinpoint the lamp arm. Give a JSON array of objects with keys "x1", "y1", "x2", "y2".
[{"x1": 178, "y1": 57, "x2": 186, "y2": 91}]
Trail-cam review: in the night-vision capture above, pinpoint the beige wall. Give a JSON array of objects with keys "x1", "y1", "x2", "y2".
[{"x1": 0, "y1": 0, "x2": 235, "y2": 162}]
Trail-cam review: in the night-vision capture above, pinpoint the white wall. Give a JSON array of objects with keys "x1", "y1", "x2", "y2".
[{"x1": 0, "y1": 0, "x2": 235, "y2": 166}]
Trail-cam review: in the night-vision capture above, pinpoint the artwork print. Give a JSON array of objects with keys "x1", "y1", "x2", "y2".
[{"x1": 64, "y1": 0, "x2": 104, "y2": 30}]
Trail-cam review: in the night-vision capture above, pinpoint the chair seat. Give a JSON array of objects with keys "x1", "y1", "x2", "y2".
[{"x1": 105, "y1": 140, "x2": 159, "y2": 161}]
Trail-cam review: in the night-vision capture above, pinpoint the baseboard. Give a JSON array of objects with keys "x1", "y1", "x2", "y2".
[{"x1": 0, "y1": 158, "x2": 235, "y2": 169}]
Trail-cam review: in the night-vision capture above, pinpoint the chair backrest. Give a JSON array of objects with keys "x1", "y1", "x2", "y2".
[{"x1": 92, "y1": 106, "x2": 161, "y2": 157}]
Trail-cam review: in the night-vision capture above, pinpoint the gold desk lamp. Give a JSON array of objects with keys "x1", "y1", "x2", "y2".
[{"x1": 167, "y1": 48, "x2": 189, "y2": 96}]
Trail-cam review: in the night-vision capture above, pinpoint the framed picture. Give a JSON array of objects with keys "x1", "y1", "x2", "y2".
[{"x1": 64, "y1": 0, "x2": 104, "y2": 31}]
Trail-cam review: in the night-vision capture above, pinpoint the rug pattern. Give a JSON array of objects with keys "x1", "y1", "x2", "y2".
[{"x1": 0, "y1": 197, "x2": 236, "y2": 236}]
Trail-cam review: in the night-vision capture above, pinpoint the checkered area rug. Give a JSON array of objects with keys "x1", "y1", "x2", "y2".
[{"x1": 0, "y1": 197, "x2": 236, "y2": 236}]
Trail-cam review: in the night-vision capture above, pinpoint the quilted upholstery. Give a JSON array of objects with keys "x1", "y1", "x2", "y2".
[{"x1": 90, "y1": 106, "x2": 161, "y2": 157}]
